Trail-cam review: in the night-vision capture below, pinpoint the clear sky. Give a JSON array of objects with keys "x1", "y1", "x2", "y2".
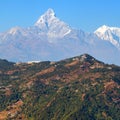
[{"x1": 0, "y1": 0, "x2": 120, "y2": 32}]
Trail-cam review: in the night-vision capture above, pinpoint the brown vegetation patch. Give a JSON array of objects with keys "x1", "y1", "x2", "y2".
[
  {"x1": 36, "y1": 66, "x2": 55, "y2": 76},
  {"x1": 0, "y1": 111, "x2": 7, "y2": 120},
  {"x1": 5, "y1": 70, "x2": 17, "y2": 75},
  {"x1": 104, "y1": 81, "x2": 117, "y2": 91},
  {"x1": 5, "y1": 88, "x2": 12, "y2": 96},
  {"x1": 80, "y1": 72, "x2": 101, "y2": 81},
  {"x1": 0, "y1": 100, "x2": 23, "y2": 120},
  {"x1": 65, "y1": 60, "x2": 79, "y2": 67},
  {"x1": 81, "y1": 93, "x2": 86, "y2": 101}
]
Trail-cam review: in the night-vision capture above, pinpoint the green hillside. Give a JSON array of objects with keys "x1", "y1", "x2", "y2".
[{"x1": 0, "y1": 54, "x2": 120, "y2": 120}]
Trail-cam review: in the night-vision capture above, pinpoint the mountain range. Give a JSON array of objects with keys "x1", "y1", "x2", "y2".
[{"x1": 0, "y1": 8, "x2": 120, "y2": 65}]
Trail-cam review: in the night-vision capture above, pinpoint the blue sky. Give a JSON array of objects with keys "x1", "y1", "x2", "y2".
[{"x1": 0, "y1": 0, "x2": 120, "y2": 32}]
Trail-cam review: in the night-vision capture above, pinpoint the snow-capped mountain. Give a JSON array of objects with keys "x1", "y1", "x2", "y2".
[
  {"x1": 34, "y1": 8, "x2": 71, "y2": 39},
  {"x1": 95, "y1": 25, "x2": 120, "y2": 49},
  {"x1": 0, "y1": 9, "x2": 120, "y2": 65}
]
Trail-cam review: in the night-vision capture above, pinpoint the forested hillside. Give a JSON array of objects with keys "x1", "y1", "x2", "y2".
[{"x1": 0, "y1": 54, "x2": 120, "y2": 120}]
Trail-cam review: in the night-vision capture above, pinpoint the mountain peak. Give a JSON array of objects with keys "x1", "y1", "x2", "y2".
[
  {"x1": 94, "y1": 25, "x2": 110, "y2": 34},
  {"x1": 101, "y1": 25, "x2": 110, "y2": 28},
  {"x1": 34, "y1": 8, "x2": 71, "y2": 38},
  {"x1": 9, "y1": 26, "x2": 21, "y2": 35},
  {"x1": 34, "y1": 8, "x2": 56, "y2": 27},
  {"x1": 95, "y1": 25, "x2": 120, "y2": 49},
  {"x1": 45, "y1": 8, "x2": 55, "y2": 17}
]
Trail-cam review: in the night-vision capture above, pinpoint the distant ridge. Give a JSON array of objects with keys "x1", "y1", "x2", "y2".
[{"x1": 0, "y1": 9, "x2": 120, "y2": 65}]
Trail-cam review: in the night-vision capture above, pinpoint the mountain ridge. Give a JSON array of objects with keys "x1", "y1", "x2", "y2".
[
  {"x1": 0, "y1": 8, "x2": 120, "y2": 65},
  {"x1": 94, "y1": 25, "x2": 120, "y2": 49}
]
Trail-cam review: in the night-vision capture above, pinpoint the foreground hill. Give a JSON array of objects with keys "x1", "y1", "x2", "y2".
[{"x1": 0, "y1": 54, "x2": 120, "y2": 120}]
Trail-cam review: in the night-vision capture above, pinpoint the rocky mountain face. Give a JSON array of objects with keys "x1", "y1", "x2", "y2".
[
  {"x1": 0, "y1": 9, "x2": 120, "y2": 65},
  {"x1": 34, "y1": 8, "x2": 71, "y2": 38},
  {"x1": 0, "y1": 54, "x2": 120, "y2": 120},
  {"x1": 95, "y1": 25, "x2": 120, "y2": 49}
]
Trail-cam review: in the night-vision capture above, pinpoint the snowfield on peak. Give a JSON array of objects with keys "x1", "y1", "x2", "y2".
[
  {"x1": 34, "y1": 8, "x2": 71, "y2": 38},
  {"x1": 0, "y1": 9, "x2": 120, "y2": 65},
  {"x1": 95, "y1": 25, "x2": 120, "y2": 49}
]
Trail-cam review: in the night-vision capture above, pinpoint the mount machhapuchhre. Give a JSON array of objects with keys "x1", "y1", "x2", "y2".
[
  {"x1": 0, "y1": 8, "x2": 120, "y2": 65},
  {"x1": 0, "y1": 54, "x2": 120, "y2": 120}
]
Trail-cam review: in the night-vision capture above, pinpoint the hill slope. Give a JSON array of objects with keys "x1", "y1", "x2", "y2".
[{"x1": 0, "y1": 54, "x2": 120, "y2": 120}]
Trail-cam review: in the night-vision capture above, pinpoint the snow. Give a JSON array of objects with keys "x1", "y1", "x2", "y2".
[
  {"x1": 95, "y1": 25, "x2": 110, "y2": 34},
  {"x1": 34, "y1": 8, "x2": 71, "y2": 39},
  {"x1": 9, "y1": 27, "x2": 21, "y2": 35},
  {"x1": 63, "y1": 29, "x2": 71, "y2": 36},
  {"x1": 94, "y1": 25, "x2": 120, "y2": 49},
  {"x1": 34, "y1": 8, "x2": 56, "y2": 27},
  {"x1": 0, "y1": 8, "x2": 120, "y2": 65}
]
